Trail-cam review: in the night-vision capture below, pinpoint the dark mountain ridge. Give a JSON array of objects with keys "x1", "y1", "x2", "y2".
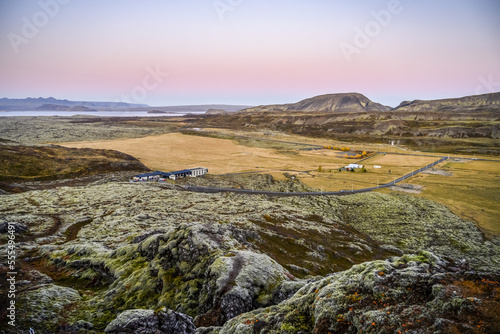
[
  {"x1": 238, "y1": 92, "x2": 500, "y2": 114},
  {"x1": 393, "y1": 92, "x2": 500, "y2": 113}
]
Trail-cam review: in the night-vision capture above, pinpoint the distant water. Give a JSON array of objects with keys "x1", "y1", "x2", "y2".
[{"x1": 0, "y1": 111, "x2": 206, "y2": 117}]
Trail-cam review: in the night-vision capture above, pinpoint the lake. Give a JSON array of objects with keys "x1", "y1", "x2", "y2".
[{"x1": 0, "y1": 111, "x2": 206, "y2": 117}]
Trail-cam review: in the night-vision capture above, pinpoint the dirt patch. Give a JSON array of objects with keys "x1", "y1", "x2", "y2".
[
  {"x1": 421, "y1": 168, "x2": 453, "y2": 176},
  {"x1": 389, "y1": 183, "x2": 425, "y2": 194}
]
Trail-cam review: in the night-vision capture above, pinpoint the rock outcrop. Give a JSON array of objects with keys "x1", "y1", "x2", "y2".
[
  {"x1": 105, "y1": 308, "x2": 196, "y2": 334},
  {"x1": 46, "y1": 223, "x2": 300, "y2": 329},
  {"x1": 212, "y1": 251, "x2": 500, "y2": 333}
]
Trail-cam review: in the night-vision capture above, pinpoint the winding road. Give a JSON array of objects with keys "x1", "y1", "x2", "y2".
[{"x1": 180, "y1": 157, "x2": 449, "y2": 197}]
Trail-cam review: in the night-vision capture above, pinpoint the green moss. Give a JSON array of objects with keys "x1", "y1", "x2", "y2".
[
  {"x1": 280, "y1": 311, "x2": 313, "y2": 333},
  {"x1": 394, "y1": 251, "x2": 437, "y2": 266}
]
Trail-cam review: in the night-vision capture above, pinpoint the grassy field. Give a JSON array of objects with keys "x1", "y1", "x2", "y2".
[
  {"x1": 61, "y1": 133, "x2": 355, "y2": 175},
  {"x1": 60, "y1": 131, "x2": 499, "y2": 237},
  {"x1": 407, "y1": 160, "x2": 499, "y2": 238},
  {"x1": 61, "y1": 132, "x2": 442, "y2": 191}
]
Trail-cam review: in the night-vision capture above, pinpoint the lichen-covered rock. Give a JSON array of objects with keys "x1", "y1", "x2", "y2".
[
  {"x1": 104, "y1": 308, "x2": 195, "y2": 334},
  {"x1": 286, "y1": 192, "x2": 500, "y2": 271},
  {"x1": 64, "y1": 320, "x2": 95, "y2": 334},
  {"x1": 16, "y1": 284, "x2": 81, "y2": 332},
  {"x1": 218, "y1": 251, "x2": 500, "y2": 333},
  {"x1": 0, "y1": 221, "x2": 28, "y2": 233},
  {"x1": 195, "y1": 250, "x2": 296, "y2": 326},
  {"x1": 50, "y1": 223, "x2": 296, "y2": 329},
  {"x1": 2, "y1": 183, "x2": 499, "y2": 333}
]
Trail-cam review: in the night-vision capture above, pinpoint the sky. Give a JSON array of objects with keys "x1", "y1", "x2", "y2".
[{"x1": 0, "y1": 0, "x2": 499, "y2": 107}]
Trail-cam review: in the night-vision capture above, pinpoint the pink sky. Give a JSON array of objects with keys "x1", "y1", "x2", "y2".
[{"x1": 0, "y1": 0, "x2": 499, "y2": 107}]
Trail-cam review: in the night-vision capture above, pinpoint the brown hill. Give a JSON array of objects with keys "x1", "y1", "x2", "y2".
[
  {"x1": 0, "y1": 144, "x2": 148, "y2": 182},
  {"x1": 240, "y1": 93, "x2": 391, "y2": 113},
  {"x1": 393, "y1": 92, "x2": 500, "y2": 112}
]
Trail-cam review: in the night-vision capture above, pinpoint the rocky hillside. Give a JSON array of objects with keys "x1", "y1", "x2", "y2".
[
  {"x1": 0, "y1": 144, "x2": 148, "y2": 183},
  {"x1": 394, "y1": 92, "x2": 500, "y2": 113},
  {"x1": 240, "y1": 93, "x2": 391, "y2": 113},
  {"x1": 0, "y1": 182, "x2": 498, "y2": 333}
]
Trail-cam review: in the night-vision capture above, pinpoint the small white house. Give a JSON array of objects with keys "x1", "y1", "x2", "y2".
[{"x1": 345, "y1": 164, "x2": 363, "y2": 170}]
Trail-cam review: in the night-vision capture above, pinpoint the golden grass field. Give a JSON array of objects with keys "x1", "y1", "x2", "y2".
[
  {"x1": 410, "y1": 160, "x2": 500, "y2": 238},
  {"x1": 60, "y1": 131, "x2": 500, "y2": 237},
  {"x1": 61, "y1": 133, "x2": 353, "y2": 174},
  {"x1": 60, "y1": 133, "x2": 437, "y2": 189}
]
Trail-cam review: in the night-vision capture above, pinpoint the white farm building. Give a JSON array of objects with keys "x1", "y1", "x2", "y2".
[
  {"x1": 344, "y1": 164, "x2": 364, "y2": 171},
  {"x1": 132, "y1": 167, "x2": 208, "y2": 182}
]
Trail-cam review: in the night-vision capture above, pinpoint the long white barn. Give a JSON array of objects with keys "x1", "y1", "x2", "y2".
[{"x1": 132, "y1": 167, "x2": 208, "y2": 182}]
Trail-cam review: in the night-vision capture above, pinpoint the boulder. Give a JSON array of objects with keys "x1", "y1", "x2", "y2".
[
  {"x1": 16, "y1": 284, "x2": 81, "y2": 331},
  {"x1": 217, "y1": 251, "x2": 499, "y2": 333},
  {"x1": 105, "y1": 308, "x2": 196, "y2": 334}
]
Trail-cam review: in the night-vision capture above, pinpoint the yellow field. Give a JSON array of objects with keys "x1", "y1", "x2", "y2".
[
  {"x1": 60, "y1": 133, "x2": 443, "y2": 192},
  {"x1": 409, "y1": 160, "x2": 500, "y2": 238},
  {"x1": 60, "y1": 133, "x2": 351, "y2": 174},
  {"x1": 60, "y1": 131, "x2": 500, "y2": 237}
]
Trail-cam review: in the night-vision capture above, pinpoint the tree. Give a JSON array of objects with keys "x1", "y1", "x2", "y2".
[{"x1": 318, "y1": 165, "x2": 322, "y2": 172}]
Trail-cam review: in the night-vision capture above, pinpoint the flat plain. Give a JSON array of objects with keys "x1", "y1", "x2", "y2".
[{"x1": 59, "y1": 129, "x2": 500, "y2": 237}]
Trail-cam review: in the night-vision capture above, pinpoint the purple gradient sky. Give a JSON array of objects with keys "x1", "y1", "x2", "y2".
[{"x1": 1, "y1": 0, "x2": 499, "y2": 107}]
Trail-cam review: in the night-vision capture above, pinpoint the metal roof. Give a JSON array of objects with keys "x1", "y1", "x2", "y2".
[
  {"x1": 134, "y1": 168, "x2": 207, "y2": 178},
  {"x1": 135, "y1": 171, "x2": 172, "y2": 178},
  {"x1": 170, "y1": 169, "x2": 193, "y2": 175}
]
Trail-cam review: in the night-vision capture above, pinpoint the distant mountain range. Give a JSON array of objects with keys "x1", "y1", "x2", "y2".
[
  {"x1": 239, "y1": 92, "x2": 500, "y2": 114},
  {"x1": 0, "y1": 97, "x2": 252, "y2": 113},
  {"x1": 0, "y1": 97, "x2": 148, "y2": 111},
  {"x1": 1, "y1": 93, "x2": 499, "y2": 114}
]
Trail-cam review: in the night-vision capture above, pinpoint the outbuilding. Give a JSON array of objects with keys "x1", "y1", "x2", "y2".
[
  {"x1": 189, "y1": 167, "x2": 208, "y2": 177},
  {"x1": 344, "y1": 164, "x2": 364, "y2": 171}
]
